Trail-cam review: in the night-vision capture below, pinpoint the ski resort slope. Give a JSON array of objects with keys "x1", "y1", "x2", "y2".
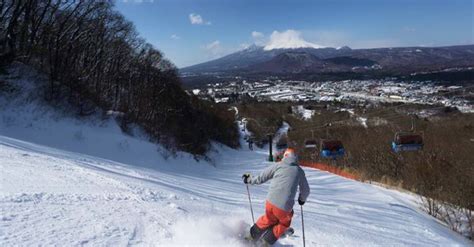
[
  {"x1": 0, "y1": 136, "x2": 471, "y2": 246},
  {"x1": 0, "y1": 64, "x2": 471, "y2": 246}
]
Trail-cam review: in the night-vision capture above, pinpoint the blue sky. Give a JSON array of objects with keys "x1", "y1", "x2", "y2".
[{"x1": 115, "y1": 0, "x2": 473, "y2": 68}]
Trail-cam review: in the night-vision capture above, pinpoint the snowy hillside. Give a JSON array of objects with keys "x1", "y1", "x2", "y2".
[{"x1": 0, "y1": 65, "x2": 471, "y2": 246}]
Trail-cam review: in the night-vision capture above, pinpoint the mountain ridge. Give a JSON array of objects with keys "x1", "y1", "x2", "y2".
[{"x1": 181, "y1": 44, "x2": 474, "y2": 75}]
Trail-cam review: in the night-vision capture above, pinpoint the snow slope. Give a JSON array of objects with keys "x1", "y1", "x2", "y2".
[
  {"x1": 1, "y1": 135, "x2": 471, "y2": 246},
  {"x1": 0, "y1": 64, "x2": 471, "y2": 246}
]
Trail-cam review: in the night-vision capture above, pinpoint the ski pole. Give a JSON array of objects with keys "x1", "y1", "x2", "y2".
[
  {"x1": 245, "y1": 184, "x2": 255, "y2": 224},
  {"x1": 301, "y1": 204, "x2": 306, "y2": 247}
]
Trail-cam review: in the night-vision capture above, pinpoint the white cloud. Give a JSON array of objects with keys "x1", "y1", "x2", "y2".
[
  {"x1": 264, "y1": 30, "x2": 324, "y2": 50},
  {"x1": 251, "y1": 31, "x2": 266, "y2": 46},
  {"x1": 189, "y1": 13, "x2": 211, "y2": 25},
  {"x1": 189, "y1": 13, "x2": 203, "y2": 24},
  {"x1": 171, "y1": 34, "x2": 180, "y2": 40},
  {"x1": 251, "y1": 31, "x2": 264, "y2": 39}
]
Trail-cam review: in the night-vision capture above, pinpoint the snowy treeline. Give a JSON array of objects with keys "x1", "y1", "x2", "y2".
[{"x1": 0, "y1": 0, "x2": 238, "y2": 154}]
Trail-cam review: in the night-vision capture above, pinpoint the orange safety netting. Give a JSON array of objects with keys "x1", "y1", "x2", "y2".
[{"x1": 300, "y1": 161, "x2": 359, "y2": 180}]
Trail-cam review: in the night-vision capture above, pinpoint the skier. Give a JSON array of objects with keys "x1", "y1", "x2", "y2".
[{"x1": 242, "y1": 148, "x2": 310, "y2": 246}]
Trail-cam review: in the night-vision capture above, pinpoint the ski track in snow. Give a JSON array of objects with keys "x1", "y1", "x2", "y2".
[{"x1": 0, "y1": 64, "x2": 471, "y2": 246}]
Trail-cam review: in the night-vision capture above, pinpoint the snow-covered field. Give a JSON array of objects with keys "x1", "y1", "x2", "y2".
[{"x1": 0, "y1": 65, "x2": 471, "y2": 246}]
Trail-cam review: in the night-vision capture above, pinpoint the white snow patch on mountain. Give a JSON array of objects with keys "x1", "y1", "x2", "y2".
[{"x1": 264, "y1": 30, "x2": 325, "y2": 50}]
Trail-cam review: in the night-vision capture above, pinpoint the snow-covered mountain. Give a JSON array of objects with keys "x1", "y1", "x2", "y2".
[
  {"x1": 181, "y1": 45, "x2": 343, "y2": 73},
  {"x1": 180, "y1": 44, "x2": 474, "y2": 75},
  {"x1": 0, "y1": 64, "x2": 471, "y2": 246}
]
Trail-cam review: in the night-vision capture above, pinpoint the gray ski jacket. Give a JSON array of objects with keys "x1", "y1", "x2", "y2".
[{"x1": 249, "y1": 156, "x2": 310, "y2": 211}]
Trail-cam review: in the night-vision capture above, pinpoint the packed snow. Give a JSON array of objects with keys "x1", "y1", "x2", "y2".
[{"x1": 0, "y1": 64, "x2": 471, "y2": 246}]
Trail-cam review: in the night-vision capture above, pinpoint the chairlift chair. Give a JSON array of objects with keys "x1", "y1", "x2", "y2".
[
  {"x1": 391, "y1": 132, "x2": 424, "y2": 152},
  {"x1": 320, "y1": 139, "x2": 345, "y2": 158},
  {"x1": 304, "y1": 139, "x2": 318, "y2": 149},
  {"x1": 391, "y1": 115, "x2": 424, "y2": 152}
]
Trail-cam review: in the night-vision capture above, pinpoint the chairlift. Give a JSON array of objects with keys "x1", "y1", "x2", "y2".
[
  {"x1": 391, "y1": 115, "x2": 424, "y2": 152},
  {"x1": 391, "y1": 132, "x2": 423, "y2": 152},
  {"x1": 320, "y1": 139, "x2": 345, "y2": 158},
  {"x1": 304, "y1": 139, "x2": 318, "y2": 149},
  {"x1": 303, "y1": 129, "x2": 319, "y2": 150},
  {"x1": 319, "y1": 123, "x2": 345, "y2": 159}
]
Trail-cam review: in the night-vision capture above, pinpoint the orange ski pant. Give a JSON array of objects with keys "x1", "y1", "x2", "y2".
[{"x1": 256, "y1": 200, "x2": 294, "y2": 238}]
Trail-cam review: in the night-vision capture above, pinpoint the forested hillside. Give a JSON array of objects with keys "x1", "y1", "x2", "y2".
[{"x1": 0, "y1": 1, "x2": 238, "y2": 155}]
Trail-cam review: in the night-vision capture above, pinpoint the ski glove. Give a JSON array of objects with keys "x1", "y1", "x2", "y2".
[
  {"x1": 298, "y1": 198, "x2": 305, "y2": 206},
  {"x1": 242, "y1": 173, "x2": 251, "y2": 184}
]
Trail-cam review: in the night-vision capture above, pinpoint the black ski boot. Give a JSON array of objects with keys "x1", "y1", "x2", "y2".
[
  {"x1": 260, "y1": 228, "x2": 278, "y2": 246},
  {"x1": 249, "y1": 224, "x2": 266, "y2": 240}
]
